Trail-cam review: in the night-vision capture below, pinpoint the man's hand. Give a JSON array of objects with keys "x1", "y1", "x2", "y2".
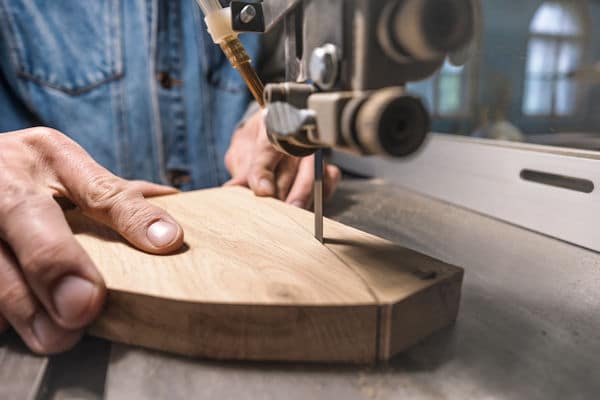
[
  {"x1": 225, "y1": 110, "x2": 341, "y2": 208},
  {"x1": 0, "y1": 128, "x2": 184, "y2": 354}
]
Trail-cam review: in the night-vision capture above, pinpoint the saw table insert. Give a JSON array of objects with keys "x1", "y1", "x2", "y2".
[{"x1": 67, "y1": 187, "x2": 463, "y2": 363}]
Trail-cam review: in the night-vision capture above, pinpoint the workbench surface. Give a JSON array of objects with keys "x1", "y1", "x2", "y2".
[{"x1": 2, "y1": 179, "x2": 599, "y2": 400}]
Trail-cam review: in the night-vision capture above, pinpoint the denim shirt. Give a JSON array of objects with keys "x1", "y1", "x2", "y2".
[{"x1": 0, "y1": 0, "x2": 260, "y2": 190}]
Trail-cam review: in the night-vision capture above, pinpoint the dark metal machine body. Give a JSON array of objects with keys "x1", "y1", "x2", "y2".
[
  {"x1": 224, "y1": 0, "x2": 476, "y2": 240},
  {"x1": 232, "y1": 0, "x2": 476, "y2": 158}
]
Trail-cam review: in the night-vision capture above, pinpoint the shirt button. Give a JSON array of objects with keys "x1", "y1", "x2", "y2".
[
  {"x1": 166, "y1": 170, "x2": 192, "y2": 188},
  {"x1": 157, "y1": 72, "x2": 182, "y2": 89}
]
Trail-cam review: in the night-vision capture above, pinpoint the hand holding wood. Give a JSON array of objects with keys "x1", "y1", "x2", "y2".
[
  {"x1": 225, "y1": 110, "x2": 341, "y2": 208},
  {"x1": 0, "y1": 127, "x2": 183, "y2": 354}
]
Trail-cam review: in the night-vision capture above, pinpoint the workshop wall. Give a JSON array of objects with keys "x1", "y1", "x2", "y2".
[{"x1": 427, "y1": 0, "x2": 600, "y2": 136}]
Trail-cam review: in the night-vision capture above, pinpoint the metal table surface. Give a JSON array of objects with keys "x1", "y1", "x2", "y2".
[{"x1": 1, "y1": 179, "x2": 599, "y2": 400}]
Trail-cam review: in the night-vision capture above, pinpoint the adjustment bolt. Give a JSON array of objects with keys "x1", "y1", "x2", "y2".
[
  {"x1": 240, "y1": 4, "x2": 257, "y2": 24},
  {"x1": 309, "y1": 44, "x2": 340, "y2": 90}
]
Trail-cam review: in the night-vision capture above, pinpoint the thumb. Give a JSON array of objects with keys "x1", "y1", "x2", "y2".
[
  {"x1": 224, "y1": 176, "x2": 248, "y2": 187},
  {"x1": 39, "y1": 132, "x2": 184, "y2": 255},
  {"x1": 80, "y1": 179, "x2": 185, "y2": 254},
  {"x1": 65, "y1": 176, "x2": 184, "y2": 254},
  {"x1": 128, "y1": 180, "x2": 180, "y2": 198}
]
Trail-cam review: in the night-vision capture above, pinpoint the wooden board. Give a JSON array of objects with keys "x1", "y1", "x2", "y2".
[{"x1": 67, "y1": 187, "x2": 463, "y2": 363}]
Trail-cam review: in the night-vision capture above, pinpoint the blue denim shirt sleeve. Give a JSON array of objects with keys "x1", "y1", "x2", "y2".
[{"x1": 0, "y1": 0, "x2": 260, "y2": 190}]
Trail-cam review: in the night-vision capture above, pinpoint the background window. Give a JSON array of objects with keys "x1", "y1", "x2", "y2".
[
  {"x1": 523, "y1": 1, "x2": 584, "y2": 117},
  {"x1": 409, "y1": 59, "x2": 472, "y2": 118}
]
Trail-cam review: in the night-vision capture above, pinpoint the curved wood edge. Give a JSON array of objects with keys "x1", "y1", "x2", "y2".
[{"x1": 89, "y1": 290, "x2": 378, "y2": 363}]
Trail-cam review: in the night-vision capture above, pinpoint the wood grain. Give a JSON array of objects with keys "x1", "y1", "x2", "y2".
[{"x1": 68, "y1": 187, "x2": 462, "y2": 363}]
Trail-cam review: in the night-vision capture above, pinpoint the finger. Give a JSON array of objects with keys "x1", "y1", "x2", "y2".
[
  {"x1": 225, "y1": 129, "x2": 257, "y2": 179},
  {"x1": 0, "y1": 241, "x2": 82, "y2": 354},
  {"x1": 274, "y1": 157, "x2": 300, "y2": 201},
  {"x1": 285, "y1": 156, "x2": 315, "y2": 209},
  {"x1": 324, "y1": 164, "x2": 342, "y2": 201},
  {"x1": 0, "y1": 191, "x2": 106, "y2": 331},
  {"x1": 41, "y1": 137, "x2": 185, "y2": 254},
  {"x1": 247, "y1": 126, "x2": 283, "y2": 197},
  {"x1": 224, "y1": 176, "x2": 248, "y2": 187},
  {"x1": 128, "y1": 181, "x2": 180, "y2": 198}
]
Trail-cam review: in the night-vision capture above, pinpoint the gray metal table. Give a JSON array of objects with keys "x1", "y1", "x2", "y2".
[{"x1": 2, "y1": 179, "x2": 599, "y2": 400}]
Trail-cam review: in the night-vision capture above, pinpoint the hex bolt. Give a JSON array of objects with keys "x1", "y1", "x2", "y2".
[
  {"x1": 240, "y1": 4, "x2": 257, "y2": 24},
  {"x1": 309, "y1": 44, "x2": 340, "y2": 90}
]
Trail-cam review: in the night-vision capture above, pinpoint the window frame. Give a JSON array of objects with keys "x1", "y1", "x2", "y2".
[
  {"x1": 522, "y1": 1, "x2": 590, "y2": 120},
  {"x1": 430, "y1": 61, "x2": 474, "y2": 119}
]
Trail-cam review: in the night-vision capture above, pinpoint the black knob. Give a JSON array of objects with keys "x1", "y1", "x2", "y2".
[
  {"x1": 354, "y1": 88, "x2": 430, "y2": 157},
  {"x1": 422, "y1": 0, "x2": 474, "y2": 55},
  {"x1": 382, "y1": 0, "x2": 474, "y2": 61}
]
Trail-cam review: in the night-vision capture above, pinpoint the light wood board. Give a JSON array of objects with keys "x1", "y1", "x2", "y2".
[{"x1": 67, "y1": 187, "x2": 463, "y2": 363}]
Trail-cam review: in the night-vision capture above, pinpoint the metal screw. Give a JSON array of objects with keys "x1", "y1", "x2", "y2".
[
  {"x1": 240, "y1": 4, "x2": 257, "y2": 24},
  {"x1": 309, "y1": 44, "x2": 339, "y2": 90}
]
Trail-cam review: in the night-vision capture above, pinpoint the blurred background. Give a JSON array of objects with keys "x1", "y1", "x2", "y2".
[{"x1": 407, "y1": 0, "x2": 600, "y2": 151}]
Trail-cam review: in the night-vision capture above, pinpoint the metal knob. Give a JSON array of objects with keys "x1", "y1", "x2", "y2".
[{"x1": 309, "y1": 44, "x2": 340, "y2": 90}]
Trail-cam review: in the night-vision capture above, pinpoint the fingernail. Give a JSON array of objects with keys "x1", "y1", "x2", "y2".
[
  {"x1": 258, "y1": 179, "x2": 274, "y2": 195},
  {"x1": 147, "y1": 220, "x2": 178, "y2": 247},
  {"x1": 291, "y1": 200, "x2": 304, "y2": 208},
  {"x1": 52, "y1": 276, "x2": 97, "y2": 323},
  {"x1": 32, "y1": 312, "x2": 66, "y2": 348}
]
